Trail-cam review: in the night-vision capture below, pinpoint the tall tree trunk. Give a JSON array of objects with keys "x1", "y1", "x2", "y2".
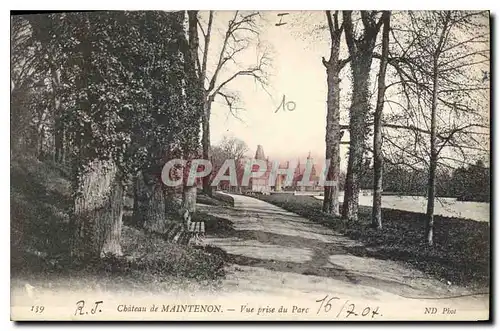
[
  {"x1": 342, "y1": 64, "x2": 371, "y2": 221},
  {"x1": 322, "y1": 11, "x2": 344, "y2": 216},
  {"x1": 199, "y1": 11, "x2": 213, "y2": 197},
  {"x1": 54, "y1": 117, "x2": 65, "y2": 163},
  {"x1": 425, "y1": 57, "x2": 440, "y2": 246},
  {"x1": 182, "y1": 185, "x2": 197, "y2": 213},
  {"x1": 426, "y1": 154, "x2": 437, "y2": 245},
  {"x1": 37, "y1": 125, "x2": 44, "y2": 158},
  {"x1": 71, "y1": 159, "x2": 124, "y2": 260},
  {"x1": 132, "y1": 10, "x2": 201, "y2": 237},
  {"x1": 50, "y1": 64, "x2": 65, "y2": 164},
  {"x1": 424, "y1": 13, "x2": 451, "y2": 246},
  {"x1": 101, "y1": 176, "x2": 124, "y2": 256},
  {"x1": 164, "y1": 186, "x2": 179, "y2": 217},
  {"x1": 133, "y1": 169, "x2": 168, "y2": 233},
  {"x1": 202, "y1": 99, "x2": 212, "y2": 196},
  {"x1": 372, "y1": 11, "x2": 391, "y2": 229},
  {"x1": 342, "y1": 11, "x2": 381, "y2": 222},
  {"x1": 184, "y1": 10, "x2": 203, "y2": 211},
  {"x1": 322, "y1": 53, "x2": 342, "y2": 215}
]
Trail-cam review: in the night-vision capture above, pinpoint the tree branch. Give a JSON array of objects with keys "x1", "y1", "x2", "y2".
[
  {"x1": 206, "y1": 11, "x2": 260, "y2": 94},
  {"x1": 201, "y1": 11, "x2": 214, "y2": 87},
  {"x1": 217, "y1": 91, "x2": 244, "y2": 122}
]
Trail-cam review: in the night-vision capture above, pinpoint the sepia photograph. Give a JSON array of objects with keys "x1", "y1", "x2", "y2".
[{"x1": 9, "y1": 9, "x2": 491, "y2": 321}]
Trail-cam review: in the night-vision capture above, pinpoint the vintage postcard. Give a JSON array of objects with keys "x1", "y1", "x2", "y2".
[{"x1": 10, "y1": 10, "x2": 490, "y2": 321}]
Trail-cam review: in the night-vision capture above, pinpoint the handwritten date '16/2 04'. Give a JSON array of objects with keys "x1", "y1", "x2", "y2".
[{"x1": 315, "y1": 295, "x2": 382, "y2": 319}]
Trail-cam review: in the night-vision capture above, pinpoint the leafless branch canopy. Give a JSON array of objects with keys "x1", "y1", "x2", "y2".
[
  {"x1": 197, "y1": 11, "x2": 270, "y2": 119},
  {"x1": 373, "y1": 11, "x2": 490, "y2": 170}
]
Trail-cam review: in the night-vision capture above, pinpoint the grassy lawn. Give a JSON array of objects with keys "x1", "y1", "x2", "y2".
[
  {"x1": 256, "y1": 194, "x2": 490, "y2": 289},
  {"x1": 197, "y1": 191, "x2": 235, "y2": 208},
  {"x1": 195, "y1": 192, "x2": 235, "y2": 235}
]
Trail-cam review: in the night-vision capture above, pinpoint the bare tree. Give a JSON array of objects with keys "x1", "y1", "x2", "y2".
[
  {"x1": 342, "y1": 11, "x2": 384, "y2": 221},
  {"x1": 372, "y1": 11, "x2": 391, "y2": 229},
  {"x1": 197, "y1": 11, "x2": 270, "y2": 196},
  {"x1": 382, "y1": 11, "x2": 489, "y2": 244},
  {"x1": 321, "y1": 11, "x2": 349, "y2": 216},
  {"x1": 211, "y1": 135, "x2": 249, "y2": 191},
  {"x1": 219, "y1": 136, "x2": 249, "y2": 160}
]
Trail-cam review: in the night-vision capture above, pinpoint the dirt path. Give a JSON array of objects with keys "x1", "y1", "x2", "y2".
[{"x1": 198, "y1": 193, "x2": 489, "y2": 319}]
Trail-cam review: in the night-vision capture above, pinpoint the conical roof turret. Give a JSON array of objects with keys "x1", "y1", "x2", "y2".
[{"x1": 255, "y1": 145, "x2": 266, "y2": 160}]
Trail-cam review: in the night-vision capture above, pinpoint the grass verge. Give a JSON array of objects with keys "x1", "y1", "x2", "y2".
[
  {"x1": 256, "y1": 194, "x2": 490, "y2": 289},
  {"x1": 196, "y1": 191, "x2": 235, "y2": 207}
]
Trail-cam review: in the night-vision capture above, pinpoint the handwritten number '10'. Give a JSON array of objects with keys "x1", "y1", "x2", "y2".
[{"x1": 275, "y1": 95, "x2": 296, "y2": 113}]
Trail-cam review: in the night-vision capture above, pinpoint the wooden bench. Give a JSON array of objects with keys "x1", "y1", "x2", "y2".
[
  {"x1": 187, "y1": 221, "x2": 205, "y2": 234},
  {"x1": 181, "y1": 209, "x2": 205, "y2": 244}
]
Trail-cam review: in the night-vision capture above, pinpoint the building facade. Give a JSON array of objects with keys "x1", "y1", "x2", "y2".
[{"x1": 248, "y1": 145, "x2": 322, "y2": 193}]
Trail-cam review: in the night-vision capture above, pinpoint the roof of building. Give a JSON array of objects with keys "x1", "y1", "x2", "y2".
[
  {"x1": 255, "y1": 144, "x2": 266, "y2": 160},
  {"x1": 249, "y1": 145, "x2": 322, "y2": 182}
]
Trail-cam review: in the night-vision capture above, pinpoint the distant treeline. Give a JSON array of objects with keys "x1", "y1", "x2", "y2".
[{"x1": 357, "y1": 160, "x2": 490, "y2": 202}]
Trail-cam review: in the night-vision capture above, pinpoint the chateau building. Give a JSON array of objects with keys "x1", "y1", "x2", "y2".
[{"x1": 248, "y1": 145, "x2": 322, "y2": 193}]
